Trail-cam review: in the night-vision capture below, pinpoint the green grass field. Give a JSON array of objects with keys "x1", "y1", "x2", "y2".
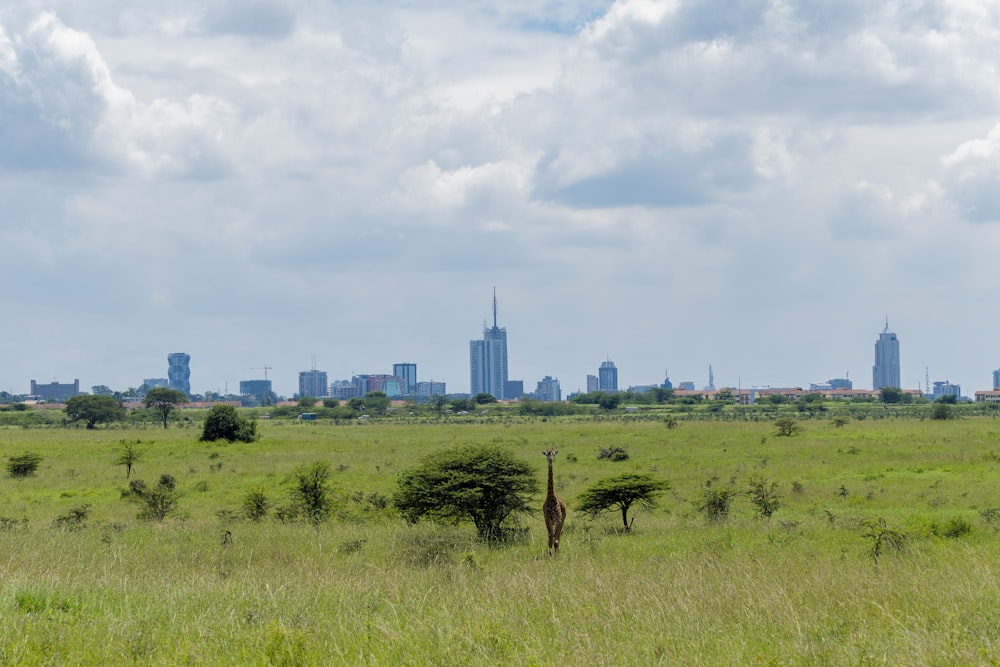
[{"x1": 3, "y1": 415, "x2": 1000, "y2": 665}]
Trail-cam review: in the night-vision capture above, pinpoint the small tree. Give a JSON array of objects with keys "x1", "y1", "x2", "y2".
[
  {"x1": 243, "y1": 488, "x2": 271, "y2": 521},
  {"x1": 746, "y1": 477, "x2": 780, "y2": 519},
  {"x1": 65, "y1": 395, "x2": 126, "y2": 429},
  {"x1": 132, "y1": 477, "x2": 180, "y2": 521},
  {"x1": 144, "y1": 388, "x2": 189, "y2": 429},
  {"x1": 473, "y1": 393, "x2": 498, "y2": 405},
  {"x1": 8, "y1": 452, "x2": 42, "y2": 478},
  {"x1": 115, "y1": 439, "x2": 146, "y2": 478},
  {"x1": 577, "y1": 473, "x2": 669, "y2": 532},
  {"x1": 930, "y1": 403, "x2": 954, "y2": 420},
  {"x1": 697, "y1": 487, "x2": 737, "y2": 521},
  {"x1": 862, "y1": 517, "x2": 905, "y2": 564},
  {"x1": 774, "y1": 417, "x2": 801, "y2": 437},
  {"x1": 290, "y1": 461, "x2": 333, "y2": 525},
  {"x1": 393, "y1": 445, "x2": 537, "y2": 542},
  {"x1": 200, "y1": 405, "x2": 258, "y2": 442}
]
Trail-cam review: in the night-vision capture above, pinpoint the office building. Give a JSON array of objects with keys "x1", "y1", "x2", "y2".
[
  {"x1": 993, "y1": 369, "x2": 1000, "y2": 391},
  {"x1": 240, "y1": 379, "x2": 274, "y2": 406},
  {"x1": 415, "y1": 381, "x2": 447, "y2": 398},
  {"x1": 470, "y1": 290, "x2": 510, "y2": 399},
  {"x1": 393, "y1": 363, "x2": 417, "y2": 395},
  {"x1": 932, "y1": 381, "x2": 961, "y2": 400},
  {"x1": 298, "y1": 369, "x2": 328, "y2": 398},
  {"x1": 872, "y1": 321, "x2": 900, "y2": 390},
  {"x1": 534, "y1": 376, "x2": 561, "y2": 402},
  {"x1": 587, "y1": 374, "x2": 599, "y2": 393},
  {"x1": 168, "y1": 353, "x2": 191, "y2": 396},
  {"x1": 598, "y1": 359, "x2": 618, "y2": 392},
  {"x1": 29, "y1": 379, "x2": 80, "y2": 401}
]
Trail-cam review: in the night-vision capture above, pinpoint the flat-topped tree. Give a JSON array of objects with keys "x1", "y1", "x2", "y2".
[{"x1": 144, "y1": 388, "x2": 188, "y2": 429}]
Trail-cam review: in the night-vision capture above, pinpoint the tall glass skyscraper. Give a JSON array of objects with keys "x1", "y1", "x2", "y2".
[
  {"x1": 167, "y1": 352, "x2": 191, "y2": 396},
  {"x1": 470, "y1": 290, "x2": 509, "y2": 399},
  {"x1": 872, "y1": 320, "x2": 900, "y2": 390},
  {"x1": 598, "y1": 359, "x2": 618, "y2": 392}
]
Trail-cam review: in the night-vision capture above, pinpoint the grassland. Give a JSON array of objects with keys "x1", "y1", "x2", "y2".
[{"x1": 3, "y1": 414, "x2": 1000, "y2": 665}]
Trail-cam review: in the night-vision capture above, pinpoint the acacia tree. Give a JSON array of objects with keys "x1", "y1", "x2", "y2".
[
  {"x1": 393, "y1": 445, "x2": 537, "y2": 542},
  {"x1": 65, "y1": 395, "x2": 126, "y2": 429},
  {"x1": 144, "y1": 388, "x2": 188, "y2": 428},
  {"x1": 577, "y1": 473, "x2": 669, "y2": 532},
  {"x1": 115, "y1": 439, "x2": 145, "y2": 478}
]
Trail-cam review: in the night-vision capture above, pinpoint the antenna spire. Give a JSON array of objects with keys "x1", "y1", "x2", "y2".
[{"x1": 492, "y1": 287, "x2": 498, "y2": 329}]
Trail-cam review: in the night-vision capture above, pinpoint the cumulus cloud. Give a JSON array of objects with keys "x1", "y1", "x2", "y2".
[{"x1": 940, "y1": 124, "x2": 1000, "y2": 223}]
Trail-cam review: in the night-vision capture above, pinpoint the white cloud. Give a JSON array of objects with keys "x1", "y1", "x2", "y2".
[{"x1": 940, "y1": 124, "x2": 1000, "y2": 223}]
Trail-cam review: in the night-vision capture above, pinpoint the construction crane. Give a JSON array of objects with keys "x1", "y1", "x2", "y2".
[{"x1": 246, "y1": 365, "x2": 272, "y2": 381}]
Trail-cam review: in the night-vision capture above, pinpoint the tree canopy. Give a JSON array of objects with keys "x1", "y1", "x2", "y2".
[
  {"x1": 200, "y1": 405, "x2": 258, "y2": 442},
  {"x1": 577, "y1": 473, "x2": 668, "y2": 532},
  {"x1": 393, "y1": 445, "x2": 537, "y2": 542},
  {"x1": 143, "y1": 388, "x2": 188, "y2": 429},
  {"x1": 65, "y1": 395, "x2": 126, "y2": 429}
]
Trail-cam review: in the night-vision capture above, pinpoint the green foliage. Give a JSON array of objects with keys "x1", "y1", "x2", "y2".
[
  {"x1": 449, "y1": 398, "x2": 476, "y2": 413},
  {"x1": 473, "y1": 393, "x2": 498, "y2": 405},
  {"x1": 862, "y1": 517, "x2": 905, "y2": 564},
  {"x1": 322, "y1": 398, "x2": 339, "y2": 408},
  {"x1": 132, "y1": 477, "x2": 181, "y2": 521},
  {"x1": 597, "y1": 446, "x2": 629, "y2": 461},
  {"x1": 518, "y1": 399, "x2": 584, "y2": 416},
  {"x1": 242, "y1": 488, "x2": 271, "y2": 521},
  {"x1": 7, "y1": 452, "x2": 42, "y2": 478},
  {"x1": 143, "y1": 388, "x2": 189, "y2": 428},
  {"x1": 930, "y1": 403, "x2": 955, "y2": 420},
  {"x1": 65, "y1": 395, "x2": 126, "y2": 429},
  {"x1": 200, "y1": 405, "x2": 258, "y2": 442},
  {"x1": 697, "y1": 487, "x2": 737, "y2": 521},
  {"x1": 746, "y1": 477, "x2": 780, "y2": 519},
  {"x1": 598, "y1": 393, "x2": 623, "y2": 410},
  {"x1": 289, "y1": 462, "x2": 333, "y2": 525},
  {"x1": 52, "y1": 504, "x2": 90, "y2": 530},
  {"x1": 577, "y1": 473, "x2": 669, "y2": 532},
  {"x1": 115, "y1": 439, "x2": 146, "y2": 478},
  {"x1": 394, "y1": 445, "x2": 537, "y2": 542},
  {"x1": 774, "y1": 417, "x2": 801, "y2": 437},
  {"x1": 297, "y1": 396, "x2": 317, "y2": 408}
]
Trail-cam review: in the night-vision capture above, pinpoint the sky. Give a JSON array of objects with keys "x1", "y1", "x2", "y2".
[{"x1": 2, "y1": 0, "x2": 1000, "y2": 398}]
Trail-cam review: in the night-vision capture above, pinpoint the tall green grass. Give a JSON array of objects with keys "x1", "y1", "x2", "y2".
[{"x1": 2, "y1": 417, "x2": 1000, "y2": 664}]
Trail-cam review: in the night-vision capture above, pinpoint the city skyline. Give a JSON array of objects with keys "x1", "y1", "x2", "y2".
[
  {"x1": 3, "y1": 4, "x2": 1000, "y2": 400},
  {"x1": 7, "y1": 316, "x2": 995, "y2": 400}
]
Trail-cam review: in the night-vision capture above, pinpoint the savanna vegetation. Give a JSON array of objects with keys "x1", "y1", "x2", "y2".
[{"x1": 3, "y1": 406, "x2": 1000, "y2": 664}]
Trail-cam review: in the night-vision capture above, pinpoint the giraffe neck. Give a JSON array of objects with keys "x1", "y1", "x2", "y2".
[{"x1": 547, "y1": 460, "x2": 555, "y2": 498}]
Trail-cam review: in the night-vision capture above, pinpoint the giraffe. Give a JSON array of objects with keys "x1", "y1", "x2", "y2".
[{"x1": 542, "y1": 448, "x2": 567, "y2": 555}]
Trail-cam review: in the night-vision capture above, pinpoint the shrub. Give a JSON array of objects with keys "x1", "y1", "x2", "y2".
[
  {"x1": 52, "y1": 504, "x2": 91, "y2": 530},
  {"x1": 746, "y1": 477, "x2": 780, "y2": 519},
  {"x1": 697, "y1": 487, "x2": 737, "y2": 521},
  {"x1": 243, "y1": 489, "x2": 271, "y2": 521},
  {"x1": 774, "y1": 417, "x2": 801, "y2": 437},
  {"x1": 8, "y1": 452, "x2": 42, "y2": 478},
  {"x1": 597, "y1": 446, "x2": 629, "y2": 461},
  {"x1": 862, "y1": 517, "x2": 905, "y2": 564},
  {"x1": 131, "y1": 477, "x2": 180, "y2": 521},
  {"x1": 200, "y1": 405, "x2": 258, "y2": 443},
  {"x1": 290, "y1": 462, "x2": 333, "y2": 526}
]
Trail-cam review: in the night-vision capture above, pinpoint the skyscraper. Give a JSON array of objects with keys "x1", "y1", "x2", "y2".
[
  {"x1": 598, "y1": 359, "x2": 618, "y2": 392},
  {"x1": 298, "y1": 369, "x2": 328, "y2": 398},
  {"x1": 393, "y1": 363, "x2": 417, "y2": 395},
  {"x1": 872, "y1": 320, "x2": 901, "y2": 390},
  {"x1": 167, "y1": 353, "x2": 191, "y2": 396},
  {"x1": 470, "y1": 290, "x2": 509, "y2": 399}
]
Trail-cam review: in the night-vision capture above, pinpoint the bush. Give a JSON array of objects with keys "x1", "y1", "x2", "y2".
[
  {"x1": 130, "y1": 477, "x2": 180, "y2": 521},
  {"x1": 243, "y1": 488, "x2": 271, "y2": 521},
  {"x1": 747, "y1": 477, "x2": 780, "y2": 519},
  {"x1": 200, "y1": 405, "x2": 258, "y2": 443},
  {"x1": 8, "y1": 452, "x2": 42, "y2": 478},
  {"x1": 290, "y1": 462, "x2": 333, "y2": 525},
  {"x1": 697, "y1": 487, "x2": 737, "y2": 521},
  {"x1": 597, "y1": 446, "x2": 629, "y2": 461},
  {"x1": 774, "y1": 418, "x2": 801, "y2": 437}
]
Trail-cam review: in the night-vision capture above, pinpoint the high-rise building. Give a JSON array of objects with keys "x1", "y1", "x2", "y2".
[
  {"x1": 587, "y1": 374, "x2": 599, "y2": 393},
  {"x1": 298, "y1": 369, "x2": 328, "y2": 398},
  {"x1": 993, "y1": 369, "x2": 1000, "y2": 391},
  {"x1": 533, "y1": 376, "x2": 561, "y2": 402},
  {"x1": 932, "y1": 381, "x2": 961, "y2": 400},
  {"x1": 872, "y1": 320, "x2": 901, "y2": 390},
  {"x1": 30, "y1": 379, "x2": 80, "y2": 401},
  {"x1": 470, "y1": 290, "x2": 510, "y2": 399},
  {"x1": 167, "y1": 353, "x2": 191, "y2": 396},
  {"x1": 240, "y1": 379, "x2": 274, "y2": 406},
  {"x1": 393, "y1": 363, "x2": 417, "y2": 395},
  {"x1": 598, "y1": 359, "x2": 618, "y2": 392}
]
